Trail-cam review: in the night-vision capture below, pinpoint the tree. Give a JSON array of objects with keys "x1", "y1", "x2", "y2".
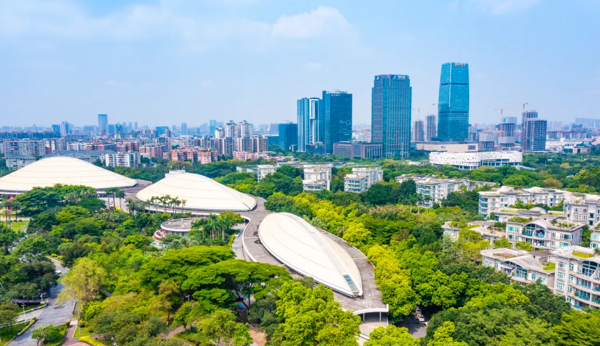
[
  {"x1": 427, "y1": 322, "x2": 468, "y2": 346},
  {"x1": 494, "y1": 238, "x2": 512, "y2": 249},
  {"x1": 270, "y1": 281, "x2": 361, "y2": 346},
  {"x1": 0, "y1": 302, "x2": 19, "y2": 334},
  {"x1": 516, "y1": 241, "x2": 534, "y2": 251},
  {"x1": 186, "y1": 309, "x2": 252, "y2": 346},
  {"x1": 555, "y1": 310, "x2": 600, "y2": 346},
  {"x1": 32, "y1": 325, "x2": 63, "y2": 345},
  {"x1": 0, "y1": 223, "x2": 20, "y2": 255},
  {"x1": 342, "y1": 223, "x2": 371, "y2": 248},
  {"x1": 365, "y1": 326, "x2": 420, "y2": 346},
  {"x1": 57, "y1": 257, "x2": 106, "y2": 303}
]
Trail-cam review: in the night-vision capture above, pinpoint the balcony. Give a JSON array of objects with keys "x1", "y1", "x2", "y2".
[{"x1": 574, "y1": 292, "x2": 591, "y2": 301}]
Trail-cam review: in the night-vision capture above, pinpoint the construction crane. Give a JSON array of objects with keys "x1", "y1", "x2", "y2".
[
  {"x1": 507, "y1": 102, "x2": 529, "y2": 112},
  {"x1": 495, "y1": 107, "x2": 518, "y2": 122},
  {"x1": 412, "y1": 108, "x2": 421, "y2": 120}
]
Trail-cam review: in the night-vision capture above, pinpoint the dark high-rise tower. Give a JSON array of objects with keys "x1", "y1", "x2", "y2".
[
  {"x1": 98, "y1": 114, "x2": 108, "y2": 133},
  {"x1": 522, "y1": 111, "x2": 547, "y2": 152},
  {"x1": 371, "y1": 74, "x2": 412, "y2": 158},
  {"x1": 413, "y1": 120, "x2": 424, "y2": 142},
  {"x1": 426, "y1": 114, "x2": 437, "y2": 141},
  {"x1": 321, "y1": 91, "x2": 352, "y2": 154},
  {"x1": 437, "y1": 63, "x2": 469, "y2": 141}
]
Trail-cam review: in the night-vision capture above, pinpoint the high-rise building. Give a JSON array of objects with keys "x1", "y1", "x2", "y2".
[
  {"x1": 60, "y1": 121, "x2": 70, "y2": 137},
  {"x1": 209, "y1": 120, "x2": 217, "y2": 136},
  {"x1": 426, "y1": 115, "x2": 437, "y2": 141},
  {"x1": 238, "y1": 120, "x2": 252, "y2": 138},
  {"x1": 297, "y1": 97, "x2": 320, "y2": 152},
  {"x1": 437, "y1": 63, "x2": 469, "y2": 141},
  {"x1": 225, "y1": 121, "x2": 237, "y2": 138},
  {"x1": 322, "y1": 91, "x2": 352, "y2": 154},
  {"x1": 522, "y1": 111, "x2": 547, "y2": 152},
  {"x1": 499, "y1": 117, "x2": 517, "y2": 149},
  {"x1": 278, "y1": 123, "x2": 298, "y2": 152},
  {"x1": 478, "y1": 133, "x2": 498, "y2": 151},
  {"x1": 134, "y1": 122, "x2": 138, "y2": 130},
  {"x1": 371, "y1": 74, "x2": 412, "y2": 158},
  {"x1": 51, "y1": 124, "x2": 60, "y2": 134},
  {"x1": 98, "y1": 114, "x2": 108, "y2": 133},
  {"x1": 156, "y1": 126, "x2": 170, "y2": 137},
  {"x1": 181, "y1": 122, "x2": 188, "y2": 136},
  {"x1": 412, "y1": 120, "x2": 425, "y2": 142}
]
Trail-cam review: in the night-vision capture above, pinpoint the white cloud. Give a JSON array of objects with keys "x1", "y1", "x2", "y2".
[
  {"x1": 271, "y1": 7, "x2": 349, "y2": 39},
  {"x1": 0, "y1": 1, "x2": 350, "y2": 46},
  {"x1": 467, "y1": 0, "x2": 542, "y2": 15}
]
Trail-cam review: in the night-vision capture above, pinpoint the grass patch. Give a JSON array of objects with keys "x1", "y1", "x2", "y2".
[
  {"x1": 573, "y1": 252, "x2": 594, "y2": 258},
  {"x1": 7, "y1": 221, "x2": 28, "y2": 231},
  {"x1": 74, "y1": 325, "x2": 91, "y2": 338},
  {"x1": 543, "y1": 262, "x2": 556, "y2": 271},
  {"x1": 0, "y1": 322, "x2": 28, "y2": 346}
]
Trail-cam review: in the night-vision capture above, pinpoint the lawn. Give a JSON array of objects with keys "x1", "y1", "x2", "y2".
[
  {"x1": 0, "y1": 322, "x2": 28, "y2": 346},
  {"x1": 74, "y1": 325, "x2": 92, "y2": 338},
  {"x1": 8, "y1": 221, "x2": 28, "y2": 231}
]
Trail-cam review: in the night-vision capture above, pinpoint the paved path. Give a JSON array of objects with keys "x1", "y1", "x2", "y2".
[
  {"x1": 16, "y1": 308, "x2": 45, "y2": 323},
  {"x1": 9, "y1": 261, "x2": 75, "y2": 346}
]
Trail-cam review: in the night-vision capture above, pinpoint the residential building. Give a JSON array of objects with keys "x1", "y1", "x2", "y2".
[
  {"x1": 442, "y1": 220, "x2": 506, "y2": 245},
  {"x1": 104, "y1": 151, "x2": 141, "y2": 168},
  {"x1": 3, "y1": 139, "x2": 46, "y2": 157},
  {"x1": 98, "y1": 114, "x2": 108, "y2": 133},
  {"x1": 297, "y1": 97, "x2": 320, "y2": 152},
  {"x1": 552, "y1": 246, "x2": 600, "y2": 310},
  {"x1": 257, "y1": 165, "x2": 278, "y2": 182},
  {"x1": 5, "y1": 156, "x2": 36, "y2": 170},
  {"x1": 303, "y1": 164, "x2": 333, "y2": 191},
  {"x1": 322, "y1": 90, "x2": 352, "y2": 154},
  {"x1": 563, "y1": 193, "x2": 600, "y2": 227},
  {"x1": 412, "y1": 120, "x2": 424, "y2": 142},
  {"x1": 522, "y1": 111, "x2": 548, "y2": 152},
  {"x1": 478, "y1": 186, "x2": 565, "y2": 218},
  {"x1": 344, "y1": 167, "x2": 383, "y2": 193},
  {"x1": 139, "y1": 145, "x2": 164, "y2": 159},
  {"x1": 481, "y1": 248, "x2": 555, "y2": 288},
  {"x1": 437, "y1": 62, "x2": 470, "y2": 141},
  {"x1": 278, "y1": 123, "x2": 298, "y2": 152},
  {"x1": 167, "y1": 148, "x2": 216, "y2": 164},
  {"x1": 332, "y1": 143, "x2": 383, "y2": 159},
  {"x1": 429, "y1": 150, "x2": 522, "y2": 170},
  {"x1": 499, "y1": 117, "x2": 517, "y2": 149},
  {"x1": 250, "y1": 136, "x2": 268, "y2": 153},
  {"x1": 505, "y1": 214, "x2": 583, "y2": 250},
  {"x1": 396, "y1": 174, "x2": 495, "y2": 208},
  {"x1": 371, "y1": 74, "x2": 412, "y2": 158},
  {"x1": 425, "y1": 115, "x2": 437, "y2": 141}
]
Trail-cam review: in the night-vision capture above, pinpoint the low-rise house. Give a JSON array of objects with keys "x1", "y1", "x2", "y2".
[
  {"x1": 441, "y1": 220, "x2": 506, "y2": 245},
  {"x1": 344, "y1": 167, "x2": 383, "y2": 193},
  {"x1": 478, "y1": 186, "x2": 566, "y2": 218},
  {"x1": 303, "y1": 164, "x2": 332, "y2": 191},
  {"x1": 481, "y1": 248, "x2": 555, "y2": 288},
  {"x1": 552, "y1": 246, "x2": 600, "y2": 310},
  {"x1": 505, "y1": 214, "x2": 584, "y2": 251}
]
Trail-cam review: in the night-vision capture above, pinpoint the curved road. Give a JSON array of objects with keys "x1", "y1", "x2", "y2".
[{"x1": 9, "y1": 261, "x2": 75, "y2": 346}]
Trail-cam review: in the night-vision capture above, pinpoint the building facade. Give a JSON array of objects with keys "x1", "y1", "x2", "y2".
[
  {"x1": 3, "y1": 139, "x2": 46, "y2": 157},
  {"x1": 499, "y1": 117, "x2": 517, "y2": 149},
  {"x1": 412, "y1": 120, "x2": 424, "y2": 142},
  {"x1": 371, "y1": 74, "x2": 412, "y2": 159},
  {"x1": 297, "y1": 97, "x2": 320, "y2": 152},
  {"x1": 322, "y1": 91, "x2": 352, "y2": 154},
  {"x1": 481, "y1": 248, "x2": 555, "y2": 288},
  {"x1": 303, "y1": 164, "x2": 333, "y2": 191},
  {"x1": 478, "y1": 186, "x2": 565, "y2": 218},
  {"x1": 98, "y1": 114, "x2": 108, "y2": 133},
  {"x1": 552, "y1": 246, "x2": 600, "y2": 310},
  {"x1": 332, "y1": 143, "x2": 383, "y2": 160},
  {"x1": 429, "y1": 150, "x2": 522, "y2": 170},
  {"x1": 104, "y1": 151, "x2": 141, "y2": 168},
  {"x1": 523, "y1": 117, "x2": 548, "y2": 152},
  {"x1": 278, "y1": 123, "x2": 298, "y2": 152},
  {"x1": 505, "y1": 215, "x2": 583, "y2": 251},
  {"x1": 344, "y1": 167, "x2": 383, "y2": 193},
  {"x1": 437, "y1": 62, "x2": 470, "y2": 141},
  {"x1": 425, "y1": 115, "x2": 437, "y2": 141}
]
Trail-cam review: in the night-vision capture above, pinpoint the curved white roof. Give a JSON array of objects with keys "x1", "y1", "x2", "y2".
[
  {"x1": 259, "y1": 213, "x2": 363, "y2": 297},
  {"x1": 136, "y1": 171, "x2": 256, "y2": 212},
  {"x1": 0, "y1": 156, "x2": 137, "y2": 193}
]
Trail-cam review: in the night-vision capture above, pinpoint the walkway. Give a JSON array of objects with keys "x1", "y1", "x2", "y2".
[{"x1": 9, "y1": 261, "x2": 75, "y2": 346}]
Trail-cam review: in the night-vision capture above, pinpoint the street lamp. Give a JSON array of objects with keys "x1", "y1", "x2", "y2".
[{"x1": 185, "y1": 295, "x2": 190, "y2": 302}]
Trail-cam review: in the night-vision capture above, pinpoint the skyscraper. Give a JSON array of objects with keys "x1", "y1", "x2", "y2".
[
  {"x1": 437, "y1": 63, "x2": 470, "y2": 141},
  {"x1": 98, "y1": 114, "x2": 108, "y2": 133},
  {"x1": 522, "y1": 111, "x2": 547, "y2": 152},
  {"x1": 426, "y1": 115, "x2": 437, "y2": 141},
  {"x1": 499, "y1": 117, "x2": 517, "y2": 149},
  {"x1": 412, "y1": 120, "x2": 424, "y2": 142},
  {"x1": 371, "y1": 74, "x2": 412, "y2": 158},
  {"x1": 278, "y1": 123, "x2": 298, "y2": 151},
  {"x1": 181, "y1": 122, "x2": 188, "y2": 136},
  {"x1": 322, "y1": 91, "x2": 352, "y2": 154},
  {"x1": 297, "y1": 97, "x2": 320, "y2": 152},
  {"x1": 60, "y1": 121, "x2": 70, "y2": 137}
]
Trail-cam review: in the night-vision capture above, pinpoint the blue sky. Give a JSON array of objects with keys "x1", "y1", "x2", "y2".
[{"x1": 0, "y1": 0, "x2": 598, "y2": 127}]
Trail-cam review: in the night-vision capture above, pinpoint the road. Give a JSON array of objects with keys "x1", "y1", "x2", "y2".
[{"x1": 9, "y1": 261, "x2": 75, "y2": 346}]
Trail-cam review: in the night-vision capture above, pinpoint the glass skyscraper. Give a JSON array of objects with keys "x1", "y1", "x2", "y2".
[
  {"x1": 278, "y1": 123, "x2": 298, "y2": 151},
  {"x1": 98, "y1": 114, "x2": 108, "y2": 133},
  {"x1": 297, "y1": 97, "x2": 320, "y2": 152},
  {"x1": 371, "y1": 75, "x2": 412, "y2": 158},
  {"x1": 437, "y1": 63, "x2": 469, "y2": 141},
  {"x1": 321, "y1": 91, "x2": 352, "y2": 154}
]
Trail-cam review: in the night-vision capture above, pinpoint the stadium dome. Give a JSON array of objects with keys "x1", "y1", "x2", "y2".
[
  {"x1": 0, "y1": 156, "x2": 137, "y2": 194},
  {"x1": 136, "y1": 170, "x2": 256, "y2": 212},
  {"x1": 259, "y1": 213, "x2": 363, "y2": 297}
]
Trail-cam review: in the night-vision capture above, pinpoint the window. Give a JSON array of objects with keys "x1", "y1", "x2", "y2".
[
  {"x1": 559, "y1": 261, "x2": 565, "y2": 269},
  {"x1": 557, "y1": 283, "x2": 564, "y2": 290},
  {"x1": 563, "y1": 243, "x2": 570, "y2": 247},
  {"x1": 531, "y1": 274, "x2": 537, "y2": 281},
  {"x1": 568, "y1": 285, "x2": 573, "y2": 292},
  {"x1": 569, "y1": 275, "x2": 574, "y2": 282},
  {"x1": 570, "y1": 264, "x2": 574, "y2": 271},
  {"x1": 557, "y1": 272, "x2": 565, "y2": 279}
]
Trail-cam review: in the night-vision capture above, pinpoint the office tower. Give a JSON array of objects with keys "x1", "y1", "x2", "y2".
[
  {"x1": 437, "y1": 62, "x2": 470, "y2": 141},
  {"x1": 181, "y1": 122, "x2": 188, "y2": 136},
  {"x1": 98, "y1": 114, "x2": 108, "y2": 133},
  {"x1": 522, "y1": 111, "x2": 547, "y2": 152},
  {"x1": 297, "y1": 97, "x2": 320, "y2": 152},
  {"x1": 468, "y1": 125, "x2": 478, "y2": 142},
  {"x1": 108, "y1": 124, "x2": 116, "y2": 135},
  {"x1": 209, "y1": 120, "x2": 217, "y2": 136},
  {"x1": 278, "y1": 123, "x2": 298, "y2": 151},
  {"x1": 478, "y1": 133, "x2": 498, "y2": 151},
  {"x1": 51, "y1": 124, "x2": 60, "y2": 134},
  {"x1": 498, "y1": 117, "x2": 517, "y2": 149},
  {"x1": 412, "y1": 120, "x2": 424, "y2": 142},
  {"x1": 134, "y1": 122, "x2": 138, "y2": 130},
  {"x1": 269, "y1": 123, "x2": 279, "y2": 134},
  {"x1": 59, "y1": 121, "x2": 70, "y2": 137},
  {"x1": 322, "y1": 90, "x2": 352, "y2": 154},
  {"x1": 426, "y1": 115, "x2": 436, "y2": 141},
  {"x1": 155, "y1": 126, "x2": 170, "y2": 137},
  {"x1": 371, "y1": 74, "x2": 412, "y2": 158}
]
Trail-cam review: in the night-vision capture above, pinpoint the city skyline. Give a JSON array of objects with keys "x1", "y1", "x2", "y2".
[{"x1": 1, "y1": 1, "x2": 598, "y2": 127}]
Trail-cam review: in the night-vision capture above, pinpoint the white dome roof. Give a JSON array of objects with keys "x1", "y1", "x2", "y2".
[
  {"x1": 259, "y1": 213, "x2": 363, "y2": 297},
  {"x1": 0, "y1": 156, "x2": 137, "y2": 193},
  {"x1": 136, "y1": 171, "x2": 256, "y2": 212}
]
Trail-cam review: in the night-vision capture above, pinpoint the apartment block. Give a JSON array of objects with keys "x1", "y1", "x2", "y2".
[{"x1": 303, "y1": 164, "x2": 333, "y2": 191}]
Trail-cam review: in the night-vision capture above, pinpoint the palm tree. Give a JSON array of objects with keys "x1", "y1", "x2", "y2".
[
  {"x1": 173, "y1": 198, "x2": 181, "y2": 215},
  {"x1": 116, "y1": 190, "x2": 126, "y2": 210},
  {"x1": 181, "y1": 199, "x2": 187, "y2": 214}
]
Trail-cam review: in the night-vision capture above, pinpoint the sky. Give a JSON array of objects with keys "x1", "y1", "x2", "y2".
[{"x1": 0, "y1": 0, "x2": 599, "y2": 128}]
